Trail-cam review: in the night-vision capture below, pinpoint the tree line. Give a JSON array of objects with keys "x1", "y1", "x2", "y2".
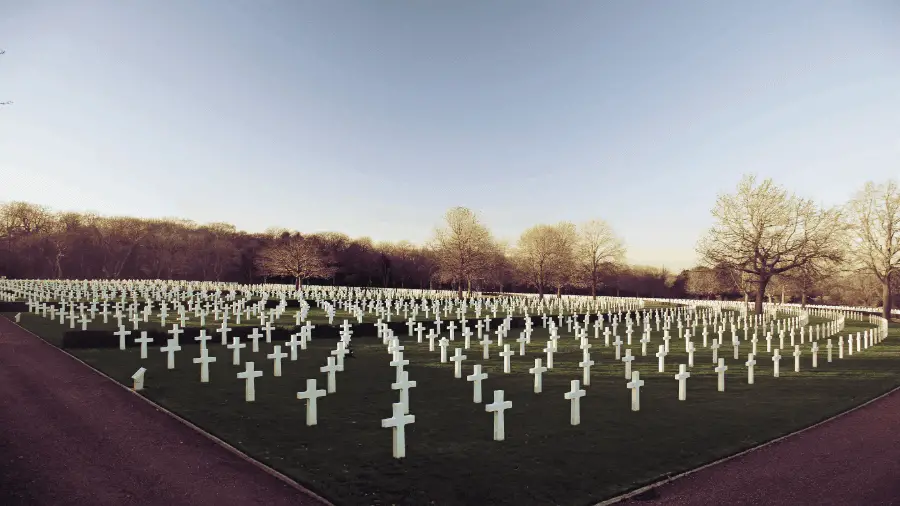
[
  {"x1": 0, "y1": 202, "x2": 679, "y2": 298},
  {"x1": 2, "y1": 175, "x2": 896, "y2": 318}
]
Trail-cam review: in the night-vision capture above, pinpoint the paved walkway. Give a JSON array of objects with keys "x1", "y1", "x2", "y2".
[
  {"x1": 0, "y1": 316, "x2": 329, "y2": 506},
  {"x1": 618, "y1": 381, "x2": 900, "y2": 505}
]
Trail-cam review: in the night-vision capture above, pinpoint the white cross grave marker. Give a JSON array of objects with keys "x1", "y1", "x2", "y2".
[
  {"x1": 622, "y1": 348, "x2": 635, "y2": 379},
  {"x1": 320, "y1": 356, "x2": 340, "y2": 393},
  {"x1": 227, "y1": 336, "x2": 246, "y2": 365},
  {"x1": 564, "y1": 380, "x2": 586, "y2": 426},
  {"x1": 161, "y1": 337, "x2": 182, "y2": 369},
  {"x1": 656, "y1": 345, "x2": 667, "y2": 372},
  {"x1": 297, "y1": 378, "x2": 327, "y2": 426},
  {"x1": 248, "y1": 328, "x2": 263, "y2": 353},
  {"x1": 746, "y1": 353, "x2": 756, "y2": 384},
  {"x1": 675, "y1": 364, "x2": 690, "y2": 400},
  {"x1": 529, "y1": 358, "x2": 548, "y2": 393},
  {"x1": 450, "y1": 348, "x2": 467, "y2": 378},
  {"x1": 579, "y1": 354, "x2": 595, "y2": 386},
  {"x1": 627, "y1": 371, "x2": 644, "y2": 411},
  {"x1": 114, "y1": 325, "x2": 131, "y2": 351},
  {"x1": 485, "y1": 390, "x2": 512, "y2": 441},
  {"x1": 382, "y1": 402, "x2": 415, "y2": 459},
  {"x1": 135, "y1": 331, "x2": 153, "y2": 359},
  {"x1": 193, "y1": 347, "x2": 216, "y2": 383},
  {"x1": 500, "y1": 344, "x2": 514, "y2": 373},
  {"x1": 237, "y1": 361, "x2": 263, "y2": 402},
  {"x1": 715, "y1": 358, "x2": 728, "y2": 392},
  {"x1": 267, "y1": 345, "x2": 287, "y2": 377},
  {"x1": 392, "y1": 370, "x2": 417, "y2": 414},
  {"x1": 467, "y1": 364, "x2": 488, "y2": 403}
]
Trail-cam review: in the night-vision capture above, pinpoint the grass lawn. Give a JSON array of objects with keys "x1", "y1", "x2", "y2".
[{"x1": 9, "y1": 310, "x2": 900, "y2": 506}]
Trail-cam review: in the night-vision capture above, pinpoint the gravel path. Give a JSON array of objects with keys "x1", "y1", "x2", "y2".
[{"x1": 0, "y1": 316, "x2": 329, "y2": 506}]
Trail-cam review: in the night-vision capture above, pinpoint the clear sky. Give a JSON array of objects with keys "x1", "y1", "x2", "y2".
[{"x1": 1, "y1": 1, "x2": 898, "y2": 271}]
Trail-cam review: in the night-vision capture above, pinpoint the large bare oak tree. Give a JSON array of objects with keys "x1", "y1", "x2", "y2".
[{"x1": 697, "y1": 174, "x2": 845, "y2": 315}]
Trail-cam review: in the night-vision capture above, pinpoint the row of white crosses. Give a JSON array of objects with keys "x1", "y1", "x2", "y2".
[
  {"x1": 12, "y1": 278, "x2": 661, "y2": 351},
  {"x1": 399, "y1": 302, "x2": 891, "y2": 441},
  {"x1": 106, "y1": 302, "x2": 342, "y2": 411},
  {"x1": 6, "y1": 280, "x2": 891, "y2": 461},
  {"x1": 8, "y1": 280, "x2": 892, "y2": 352},
  {"x1": 40, "y1": 288, "x2": 883, "y2": 400},
  {"x1": 9, "y1": 278, "x2": 647, "y2": 317},
  {"x1": 19, "y1": 300, "x2": 884, "y2": 420}
]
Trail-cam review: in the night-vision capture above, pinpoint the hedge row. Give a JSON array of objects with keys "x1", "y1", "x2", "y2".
[{"x1": 0, "y1": 301, "x2": 29, "y2": 312}]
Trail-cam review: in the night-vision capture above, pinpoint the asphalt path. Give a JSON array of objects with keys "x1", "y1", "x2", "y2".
[
  {"x1": 0, "y1": 316, "x2": 329, "y2": 506},
  {"x1": 618, "y1": 381, "x2": 900, "y2": 505}
]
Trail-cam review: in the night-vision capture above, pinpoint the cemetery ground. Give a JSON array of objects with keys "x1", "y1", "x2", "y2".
[
  {"x1": 7, "y1": 310, "x2": 900, "y2": 506},
  {"x1": 21, "y1": 299, "x2": 629, "y2": 330}
]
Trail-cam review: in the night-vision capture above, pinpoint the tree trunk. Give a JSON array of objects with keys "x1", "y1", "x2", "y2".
[
  {"x1": 295, "y1": 277, "x2": 301, "y2": 290},
  {"x1": 556, "y1": 286, "x2": 561, "y2": 298},
  {"x1": 55, "y1": 253, "x2": 64, "y2": 279},
  {"x1": 883, "y1": 275, "x2": 893, "y2": 320},
  {"x1": 780, "y1": 287, "x2": 785, "y2": 305},
  {"x1": 801, "y1": 290, "x2": 807, "y2": 308},
  {"x1": 755, "y1": 276, "x2": 770, "y2": 315},
  {"x1": 467, "y1": 277, "x2": 472, "y2": 296}
]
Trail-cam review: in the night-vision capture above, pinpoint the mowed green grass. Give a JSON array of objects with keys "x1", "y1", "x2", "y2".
[{"x1": 9, "y1": 309, "x2": 900, "y2": 506}]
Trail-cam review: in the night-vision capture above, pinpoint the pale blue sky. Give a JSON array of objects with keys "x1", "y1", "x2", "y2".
[{"x1": 1, "y1": 1, "x2": 898, "y2": 271}]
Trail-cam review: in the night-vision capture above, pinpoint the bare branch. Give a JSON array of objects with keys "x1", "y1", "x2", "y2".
[
  {"x1": 696, "y1": 174, "x2": 845, "y2": 314},
  {"x1": 847, "y1": 179, "x2": 900, "y2": 318}
]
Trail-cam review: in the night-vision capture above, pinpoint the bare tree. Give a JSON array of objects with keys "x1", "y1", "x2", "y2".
[
  {"x1": 826, "y1": 268, "x2": 883, "y2": 307},
  {"x1": 847, "y1": 180, "x2": 900, "y2": 319},
  {"x1": 431, "y1": 207, "x2": 495, "y2": 297},
  {"x1": 481, "y1": 240, "x2": 515, "y2": 293},
  {"x1": 92, "y1": 216, "x2": 150, "y2": 279},
  {"x1": 263, "y1": 226, "x2": 292, "y2": 240},
  {"x1": 685, "y1": 267, "x2": 724, "y2": 299},
  {"x1": 254, "y1": 234, "x2": 335, "y2": 290},
  {"x1": 779, "y1": 258, "x2": 837, "y2": 307},
  {"x1": 514, "y1": 222, "x2": 576, "y2": 298},
  {"x1": 549, "y1": 222, "x2": 578, "y2": 297},
  {"x1": 575, "y1": 219, "x2": 625, "y2": 298},
  {"x1": 697, "y1": 174, "x2": 845, "y2": 314}
]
